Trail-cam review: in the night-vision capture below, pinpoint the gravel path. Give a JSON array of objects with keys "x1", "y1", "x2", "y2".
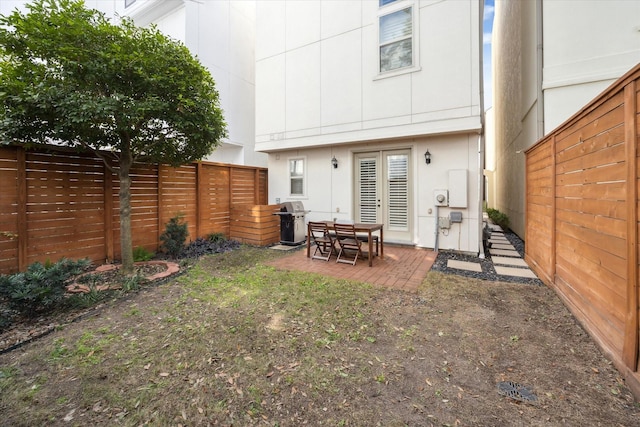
[{"x1": 430, "y1": 229, "x2": 544, "y2": 286}]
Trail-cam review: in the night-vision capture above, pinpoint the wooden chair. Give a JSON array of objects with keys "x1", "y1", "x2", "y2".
[
  {"x1": 308, "y1": 222, "x2": 335, "y2": 261},
  {"x1": 333, "y1": 223, "x2": 363, "y2": 265},
  {"x1": 333, "y1": 219, "x2": 379, "y2": 255}
]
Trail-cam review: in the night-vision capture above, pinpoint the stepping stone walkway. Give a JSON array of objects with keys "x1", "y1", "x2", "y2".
[{"x1": 446, "y1": 228, "x2": 539, "y2": 280}]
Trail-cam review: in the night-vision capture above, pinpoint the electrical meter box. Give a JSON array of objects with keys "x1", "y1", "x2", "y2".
[{"x1": 434, "y1": 190, "x2": 449, "y2": 207}]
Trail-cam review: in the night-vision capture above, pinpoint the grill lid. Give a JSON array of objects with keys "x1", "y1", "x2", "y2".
[{"x1": 280, "y1": 201, "x2": 306, "y2": 213}]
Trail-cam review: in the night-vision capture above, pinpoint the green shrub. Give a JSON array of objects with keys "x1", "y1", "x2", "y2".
[
  {"x1": 485, "y1": 207, "x2": 510, "y2": 231},
  {"x1": 160, "y1": 214, "x2": 189, "y2": 259},
  {"x1": 0, "y1": 258, "x2": 90, "y2": 316},
  {"x1": 133, "y1": 246, "x2": 155, "y2": 262}
]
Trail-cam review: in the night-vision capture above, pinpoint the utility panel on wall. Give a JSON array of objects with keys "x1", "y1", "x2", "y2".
[{"x1": 448, "y1": 169, "x2": 467, "y2": 208}]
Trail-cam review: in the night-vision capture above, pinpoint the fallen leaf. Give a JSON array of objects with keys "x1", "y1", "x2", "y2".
[
  {"x1": 159, "y1": 372, "x2": 169, "y2": 377},
  {"x1": 63, "y1": 409, "x2": 75, "y2": 422}
]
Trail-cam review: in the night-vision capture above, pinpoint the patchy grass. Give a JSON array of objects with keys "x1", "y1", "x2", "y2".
[{"x1": 0, "y1": 246, "x2": 638, "y2": 426}]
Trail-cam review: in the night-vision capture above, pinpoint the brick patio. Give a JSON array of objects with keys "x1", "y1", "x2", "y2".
[{"x1": 266, "y1": 244, "x2": 437, "y2": 292}]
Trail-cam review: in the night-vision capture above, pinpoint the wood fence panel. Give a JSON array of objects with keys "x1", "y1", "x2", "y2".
[
  {"x1": 111, "y1": 164, "x2": 160, "y2": 259},
  {"x1": 230, "y1": 204, "x2": 280, "y2": 245},
  {"x1": 525, "y1": 64, "x2": 640, "y2": 398},
  {"x1": 231, "y1": 167, "x2": 259, "y2": 205},
  {"x1": 0, "y1": 147, "x2": 19, "y2": 273},
  {"x1": 199, "y1": 164, "x2": 231, "y2": 237},
  {"x1": 158, "y1": 164, "x2": 197, "y2": 244},
  {"x1": 258, "y1": 170, "x2": 268, "y2": 205},
  {"x1": 0, "y1": 146, "x2": 269, "y2": 274},
  {"x1": 24, "y1": 151, "x2": 105, "y2": 267},
  {"x1": 525, "y1": 139, "x2": 554, "y2": 283}
]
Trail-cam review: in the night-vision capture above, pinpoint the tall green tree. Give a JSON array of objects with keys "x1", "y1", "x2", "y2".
[{"x1": 0, "y1": 0, "x2": 226, "y2": 273}]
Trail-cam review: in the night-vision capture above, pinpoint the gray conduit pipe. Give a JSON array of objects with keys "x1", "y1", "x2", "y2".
[{"x1": 434, "y1": 205, "x2": 440, "y2": 252}]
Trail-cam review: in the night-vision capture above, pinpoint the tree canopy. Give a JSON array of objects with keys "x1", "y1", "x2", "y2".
[{"x1": 0, "y1": 0, "x2": 227, "y2": 272}]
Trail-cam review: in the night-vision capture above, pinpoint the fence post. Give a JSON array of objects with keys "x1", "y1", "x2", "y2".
[
  {"x1": 17, "y1": 147, "x2": 27, "y2": 271},
  {"x1": 623, "y1": 80, "x2": 639, "y2": 371}
]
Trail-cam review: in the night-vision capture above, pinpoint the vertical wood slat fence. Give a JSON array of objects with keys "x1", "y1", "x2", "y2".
[
  {"x1": 525, "y1": 63, "x2": 640, "y2": 398},
  {"x1": 0, "y1": 144, "x2": 279, "y2": 275}
]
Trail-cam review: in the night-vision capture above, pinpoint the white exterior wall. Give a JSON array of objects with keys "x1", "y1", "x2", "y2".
[
  {"x1": 123, "y1": 0, "x2": 263, "y2": 166},
  {"x1": 1, "y1": 0, "x2": 264, "y2": 167},
  {"x1": 542, "y1": 0, "x2": 640, "y2": 132},
  {"x1": 491, "y1": 0, "x2": 640, "y2": 238},
  {"x1": 257, "y1": 0, "x2": 484, "y2": 253},
  {"x1": 256, "y1": 0, "x2": 482, "y2": 149}
]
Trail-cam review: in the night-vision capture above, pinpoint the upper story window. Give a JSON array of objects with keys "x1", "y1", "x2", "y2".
[
  {"x1": 379, "y1": 6, "x2": 413, "y2": 73},
  {"x1": 379, "y1": 0, "x2": 398, "y2": 5},
  {"x1": 125, "y1": 0, "x2": 137, "y2": 8},
  {"x1": 289, "y1": 158, "x2": 305, "y2": 196}
]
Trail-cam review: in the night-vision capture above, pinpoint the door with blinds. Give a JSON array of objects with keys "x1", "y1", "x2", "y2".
[{"x1": 355, "y1": 150, "x2": 411, "y2": 243}]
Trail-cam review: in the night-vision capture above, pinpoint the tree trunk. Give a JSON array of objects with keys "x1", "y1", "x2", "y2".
[{"x1": 118, "y1": 147, "x2": 134, "y2": 275}]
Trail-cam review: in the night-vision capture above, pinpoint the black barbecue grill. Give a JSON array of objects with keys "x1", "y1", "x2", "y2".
[{"x1": 274, "y1": 201, "x2": 309, "y2": 245}]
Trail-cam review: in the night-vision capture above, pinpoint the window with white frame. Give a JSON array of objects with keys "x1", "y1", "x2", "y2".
[
  {"x1": 379, "y1": 4, "x2": 413, "y2": 73},
  {"x1": 289, "y1": 158, "x2": 305, "y2": 196},
  {"x1": 125, "y1": 0, "x2": 137, "y2": 7}
]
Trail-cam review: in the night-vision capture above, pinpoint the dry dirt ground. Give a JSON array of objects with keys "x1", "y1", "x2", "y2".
[{"x1": 0, "y1": 246, "x2": 638, "y2": 426}]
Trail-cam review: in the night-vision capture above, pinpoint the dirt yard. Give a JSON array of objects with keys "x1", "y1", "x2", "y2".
[{"x1": 0, "y1": 246, "x2": 638, "y2": 426}]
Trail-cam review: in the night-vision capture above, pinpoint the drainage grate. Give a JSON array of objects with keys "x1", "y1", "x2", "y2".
[{"x1": 497, "y1": 381, "x2": 538, "y2": 403}]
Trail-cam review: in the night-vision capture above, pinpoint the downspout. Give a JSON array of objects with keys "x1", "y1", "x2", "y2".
[{"x1": 536, "y1": 0, "x2": 544, "y2": 137}]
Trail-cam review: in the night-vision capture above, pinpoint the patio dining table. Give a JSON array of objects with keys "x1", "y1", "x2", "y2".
[{"x1": 306, "y1": 221, "x2": 384, "y2": 267}]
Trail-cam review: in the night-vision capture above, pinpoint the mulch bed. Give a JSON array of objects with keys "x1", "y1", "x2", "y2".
[{"x1": 0, "y1": 261, "x2": 180, "y2": 355}]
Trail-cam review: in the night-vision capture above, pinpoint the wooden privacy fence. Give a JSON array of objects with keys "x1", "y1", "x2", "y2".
[
  {"x1": 0, "y1": 144, "x2": 279, "y2": 275},
  {"x1": 525, "y1": 63, "x2": 640, "y2": 398}
]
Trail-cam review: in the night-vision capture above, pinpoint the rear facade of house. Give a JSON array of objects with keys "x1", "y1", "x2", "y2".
[{"x1": 255, "y1": 0, "x2": 485, "y2": 253}]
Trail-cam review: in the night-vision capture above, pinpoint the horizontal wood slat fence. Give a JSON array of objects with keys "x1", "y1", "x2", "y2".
[
  {"x1": 0, "y1": 144, "x2": 279, "y2": 275},
  {"x1": 525, "y1": 63, "x2": 640, "y2": 398}
]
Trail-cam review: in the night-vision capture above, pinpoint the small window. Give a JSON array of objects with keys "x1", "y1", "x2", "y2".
[
  {"x1": 379, "y1": 0, "x2": 398, "y2": 6},
  {"x1": 289, "y1": 158, "x2": 305, "y2": 196},
  {"x1": 125, "y1": 0, "x2": 137, "y2": 8},
  {"x1": 379, "y1": 6, "x2": 413, "y2": 73}
]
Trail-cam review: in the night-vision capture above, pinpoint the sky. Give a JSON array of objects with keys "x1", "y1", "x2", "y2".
[{"x1": 483, "y1": 0, "x2": 495, "y2": 110}]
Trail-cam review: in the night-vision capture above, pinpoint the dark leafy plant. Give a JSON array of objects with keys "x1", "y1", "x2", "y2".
[
  {"x1": 133, "y1": 246, "x2": 155, "y2": 262},
  {"x1": 160, "y1": 214, "x2": 189, "y2": 259},
  {"x1": 182, "y1": 237, "x2": 240, "y2": 259},
  {"x1": 66, "y1": 284, "x2": 105, "y2": 310},
  {"x1": 485, "y1": 207, "x2": 510, "y2": 231},
  {"x1": 206, "y1": 232, "x2": 227, "y2": 244},
  {"x1": 122, "y1": 272, "x2": 146, "y2": 292},
  {"x1": 0, "y1": 258, "x2": 90, "y2": 316}
]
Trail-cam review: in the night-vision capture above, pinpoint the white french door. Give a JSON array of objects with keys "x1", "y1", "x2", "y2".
[{"x1": 355, "y1": 149, "x2": 411, "y2": 243}]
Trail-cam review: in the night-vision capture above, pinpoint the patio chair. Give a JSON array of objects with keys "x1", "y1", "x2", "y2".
[
  {"x1": 333, "y1": 223, "x2": 363, "y2": 266},
  {"x1": 308, "y1": 221, "x2": 336, "y2": 261},
  {"x1": 333, "y1": 219, "x2": 379, "y2": 256}
]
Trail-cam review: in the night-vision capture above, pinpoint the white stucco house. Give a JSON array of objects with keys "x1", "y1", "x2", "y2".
[
  {"x1": 489, "y1": 0, "x2": 640, "y2": 238},
  {"x1": 0, "y1": 0, "x2": 265, "y2": 167},
  {"x1": 255, "y1": 0, "x2": 485, "y2": 253},
  {"x1": 1, "y1": 0, "x2": 485, "y2": 253},
  {"x1": 120, "y1": 0, "x2": 265, "y2": 167}
]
